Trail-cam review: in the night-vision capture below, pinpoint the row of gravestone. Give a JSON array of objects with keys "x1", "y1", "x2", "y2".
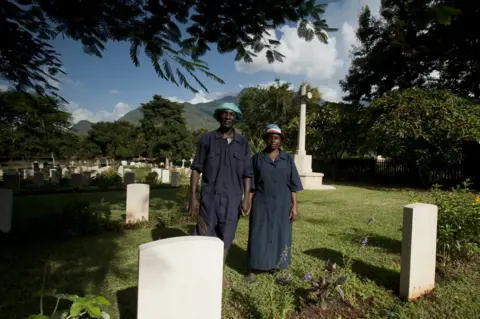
[{"x1": 0, "y1": 182, "x2": 438, "y2": 317}]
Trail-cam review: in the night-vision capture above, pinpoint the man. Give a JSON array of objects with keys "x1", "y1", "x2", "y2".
[{"x1": 189, "y1": 102, "x2": 252, "y2": 264}]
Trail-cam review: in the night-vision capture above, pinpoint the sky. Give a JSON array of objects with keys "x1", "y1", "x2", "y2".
[{"x1": 0, "y1": 0, "x2": 381, "y2": 124}]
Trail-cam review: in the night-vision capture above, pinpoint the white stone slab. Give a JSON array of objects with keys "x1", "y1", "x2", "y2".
[
  {"x1": 137, "y1": 236, "x2": 224, "y2": 319},
  {"x1": 124, "y1": 172, "x2": 135, "y2": 186},
  {"x1": 118, "y1": 165, "x2": 124, "y2": 177},
  {"x1": 126, "y1": 183, "x2": 149, "y2": 223},
  {"x1": 399, "y1": 203, "x2": 438, "y2": 301},
  {"x1": 151, "y1": 168, "x2": 162, "y2": 181},
  {"x1": 171, "y1": 172, "x2": 180, "y2": 187},
  {"x1": 0, "y1": 189, "x2": 13, "y2": 233},
  {"x1": 161, "y1": 169, "x2": 170, "y2": 184}
]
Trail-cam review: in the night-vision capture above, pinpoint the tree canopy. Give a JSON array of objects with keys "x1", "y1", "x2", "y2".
[
  {"x1": 340, "y1": 1, "x2": 478, "y2": 103},
  {"x1": 1, "y1": 0, "x2": 336, "y2": 99}
]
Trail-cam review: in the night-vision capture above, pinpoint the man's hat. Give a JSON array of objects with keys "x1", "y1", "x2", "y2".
[{"x1": 213, "y1": 103, "x2": 243, "y2": 123}]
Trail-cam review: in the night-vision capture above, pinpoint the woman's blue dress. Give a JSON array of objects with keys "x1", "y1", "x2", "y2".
[{"x1": 247, "y1": 150, "x2": 303, "y2": 270}]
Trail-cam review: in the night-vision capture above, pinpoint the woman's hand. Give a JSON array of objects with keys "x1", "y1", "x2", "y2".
[
  {"x1": 289, "y1": 204, "x2": 298, "y2": 222},
  {"x1": 241, "y1": 197, "x2": 251, "y2": 216}
]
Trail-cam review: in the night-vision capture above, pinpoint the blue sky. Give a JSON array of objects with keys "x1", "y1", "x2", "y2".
[{"x1": 0, "y1": 0, "x2": 380, "y2": 124}]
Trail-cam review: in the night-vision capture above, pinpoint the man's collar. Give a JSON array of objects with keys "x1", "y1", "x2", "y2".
[{"x1": 215, "y1": 128, "x2": 241, "y2": 142}]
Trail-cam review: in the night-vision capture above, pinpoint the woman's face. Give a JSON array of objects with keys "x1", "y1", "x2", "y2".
[{"x1": 266, "y1": 133, "x2": 283, "y2": 150}]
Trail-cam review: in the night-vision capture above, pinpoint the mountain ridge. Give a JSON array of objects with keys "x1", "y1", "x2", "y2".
[{"x1": 71, "y1": 89, "x2": 251, "y2": 133}]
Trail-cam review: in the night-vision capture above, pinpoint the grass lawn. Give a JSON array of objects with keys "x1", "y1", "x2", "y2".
[{"x1": 1, "y1": 186, "x2": 479, "y2": 318}]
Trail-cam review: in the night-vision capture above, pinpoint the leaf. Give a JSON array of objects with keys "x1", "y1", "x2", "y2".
[
  {"x1": 85, "y1": 302, "x2": 102, "y2": 318},
  {"x1": 335, "y1": 285, "x2": 345, "y2": 300},
  {"x1": 100, "y1": 311, "x2": 111, "y2": 319},
  {"x1": 70, "y1": 301, "x2": 84, "y2": 317},
  {"x1": 93, "y1": 296, "x2": 111, "y2": 307},
  {"x1": 335, "y1": 276, "x2": 349, "y2": 286}
]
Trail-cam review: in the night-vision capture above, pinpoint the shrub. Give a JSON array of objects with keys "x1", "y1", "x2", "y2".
[
  {"x1": 144, "y1": 172, "x2": 159, "y2": 185},
  {"x1": 91, "y1": 170, "x2": 122, "y2": 190},
  {"x1": 156, "y1": 209, "x2": 183, "y2": 228},
  {"x1": 431, "y1": 180, "x2": 480, "y2": 262}
]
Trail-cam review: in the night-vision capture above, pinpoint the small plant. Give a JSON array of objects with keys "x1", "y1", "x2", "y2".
[
  {"x1": 302, "y1": 260, "x2": 349, "y2": 310},
  {"x1": 27, "y1": 293, "x2": 111, "y2": 319},
  {"x1": 156, "y1": 209, "x2": 182, "y2": 228}
]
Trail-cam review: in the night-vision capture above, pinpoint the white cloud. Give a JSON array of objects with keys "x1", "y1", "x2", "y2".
[
  {"x1": 66, "y1": 102, "x2": 132, "y2": 123},
  {"x1": 234, "y1": 0, "x2": 382, "y2": 102},
  {"x1": 0, "y1": 84, "x2": 9, "y2": 92},
  {"x1": 166, "y1": 91, "x2": 235, "y2": 105},
  {"x1": 109, "y1": 89, "x2": 120, "y2": 94}
]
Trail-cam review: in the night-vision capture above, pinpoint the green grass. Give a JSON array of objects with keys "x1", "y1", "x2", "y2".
[{"x1": 1, "y1": 186, "x2": 479, "y2": 318}]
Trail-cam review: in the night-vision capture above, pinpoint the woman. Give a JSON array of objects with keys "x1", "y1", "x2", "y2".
[{"x1": 244, "y1": 124, "x2": 303, "y2": 282}]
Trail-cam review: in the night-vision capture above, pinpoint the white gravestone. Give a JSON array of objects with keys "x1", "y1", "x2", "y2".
[
  {"x1": 50, "y1": 169, "x2": 59, "y2": 184},
  {"x1": 121, "y1": 160, "x2": 127, "y2": 166},
  {"x1": 124, "y1": 172, "x2": 135, "y2": 186},
  {"x1": 118, "y1": 165, "x2": 124, "y2": 177},
  {"x1": 24, "y1": 169, "x2": 34, "y2": 181},
  {"x1": 126, "y1": 183, "x2": 150, "y2": 223},
  {"x1": 151, "y1": 168, "x2": 162, "y2": 181},
  {"x1": 0, "y1": 189, "x2": 13, "y2": 233},
  {"x1": 137, "y1": 237, "x2": 224, "y2": 319},
  {"x1": 161, "y1": 169, "x2": 170, "y2": 184},
  {"x1": 71, "y1": 173, "x2": 83, "y2": 188},
  {"x1": 399, "y1": 203, "x2": 438, "y2": 301},
  {"x1": 171, "y1": 171, "x2": 180, "y2": 187},
  {"x1": 33, "y1": 172, "x2": 44, "y2": 186},
  {"x1": 181, "y1": 159, "x2": 185, "y2": 168}
]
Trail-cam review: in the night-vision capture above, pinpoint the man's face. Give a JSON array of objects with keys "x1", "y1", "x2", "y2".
[{"x1": 219, "y1": 110, "x2": 237, "y2": 129}]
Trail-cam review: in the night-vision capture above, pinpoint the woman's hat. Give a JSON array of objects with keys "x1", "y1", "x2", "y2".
[
  {"x1": 213, "y1": 103, "x2": 243, "y2": 123},
  {"x1": 261, "y1": 124, "x2": 285, "y2": 140}
]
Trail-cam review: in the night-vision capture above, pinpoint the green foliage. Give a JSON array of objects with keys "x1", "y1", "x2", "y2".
[
  {"x1": 430, "y1": 180, "x2": 480, "y2": 262},
  {"x1": 156, "y1": 210, "x2": 183, "y2": 228},
  {"x1": 365, "y1": 88, "x2": 480, "y2": 183},
  {"x1": 87, "y1": 121, "x2": 138, "y2": 158},
  {"x1": 90, "y1": 170, "x2": 122, "y2": 190},
  {"x1": 176, "y1": 171, "x2": 190, "y2": 212},
  {"x1": 28, "y1": 292, "x2": 111, "y2": 319},
  {"x1": 341, "y1": 1, "x2": 480, "y2": 102},
  {"x1": 144, "y1": 172, "x2": 159, "y2": 185},
  {"x1": 2, "y1": 0, "x2": 335, "y2": 100},
  {"x1": 139, "y1": 95, "x2": 194, "y2": 160},
  {"x1": 59, "y1": 201, "x2": 117, "y2": 237}
]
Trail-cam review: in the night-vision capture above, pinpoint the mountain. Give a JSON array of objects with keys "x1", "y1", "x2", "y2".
[
  {"x1": 71, "y1": 120, "x2": 93, "y2": 134},
  {"x1": 70, "y1": 89, "x2": 252, "y2": 134},
  {"x1": 119, "y1": 94, "x2": 241, "y2": 131}
]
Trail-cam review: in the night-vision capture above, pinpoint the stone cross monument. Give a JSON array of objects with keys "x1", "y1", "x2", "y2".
[{"x1": 293, "y1": 83, "x2": 335, "y2": 190}]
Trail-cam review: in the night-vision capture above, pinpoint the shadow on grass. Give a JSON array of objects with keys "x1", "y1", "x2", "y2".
[
  {"x1": 324, "y1": 180, "x2": 429, "y2": 192},
  {"x1": 304, "y1": 248, "x2": 399, "y2": 293},
  {"x1": 0, "y1": 231, "x2": 126, "y2": 318},
  {"x1": 343, "y1": 228, "x2": 402, "y2": 255}
]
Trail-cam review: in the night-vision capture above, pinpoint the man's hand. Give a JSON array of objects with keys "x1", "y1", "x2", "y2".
[
  {"x1": 241, "y1": 198, "x2": 251, "y2": 217},
  {"x1": 289, "y1": 204, "x2": 298, "y2": 222},
  {"x1": 189, "y1": 197, "x2": 199, "y2": 217}
]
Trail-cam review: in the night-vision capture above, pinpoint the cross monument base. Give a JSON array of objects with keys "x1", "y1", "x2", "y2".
[{"x1": 294, "y1": 153, "x2": 336, "y2": 190}]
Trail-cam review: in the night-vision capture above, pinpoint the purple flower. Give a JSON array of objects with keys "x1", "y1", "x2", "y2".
[
  {"x1": 359, "y1": 237, "x2": 368, "y2": 250},
  {"x1": 368, "y1": 217, "x2": 375, "y2": 224},
  {"x1": 302, "y1": 272, "x2": 312, "y2": 282}
]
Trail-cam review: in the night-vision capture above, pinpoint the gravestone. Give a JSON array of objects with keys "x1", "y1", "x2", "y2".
[
  {"x1": 121, "y1": 160, "x2": 127, "y2": 166},
  {"x1": 181, "y1": 159, "x2": 185, "y2": 168},
  {"x1": 161, "y1": 169, "x2": 170, "y2": 184},
  {"x1": 126, "y1": 183, "x2": 150, "y2": 223},
  {"x1": 399, "y1": 203, "x2": 438, "y2": 301},
  {"x1": 0, "y1": 189, "x2": 13, "y2": 233},
  {"x1": 124, "y1": 172, "x2": 135, "y2": 186},
  {"x1": 137, "y1": 237, "x2": 224, "y2": 319},
  {"x1": 2, "y1": 174, "x2": 20, "y2": 191},
  {"x1": 171, "y1": 172, "x2": 180, "y2": 187},
  {"x1": 24, "y1": 169, "x2": 34, "y2": 181},
  {"x1": 151, "y1": 168, "x2": 162, "y2": 182},
  {"x1": 50, "y1": 169, "x2": 59, "y2": 184},
  {"x1": 71, "y1": 173, "x2": 83, "y2": 188},
  {"x1": 33, "y1": 172, "x2": 44, "y2": 186},
  {"x1": 32, "y1": 162, "x2": 39, "y2": 172},
  {"x1": 82, "y1": 171, "x2": 91, "y2": 186},
  {"x1": 118, "y1": 165, "x2": 124, "y2": 177}
]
